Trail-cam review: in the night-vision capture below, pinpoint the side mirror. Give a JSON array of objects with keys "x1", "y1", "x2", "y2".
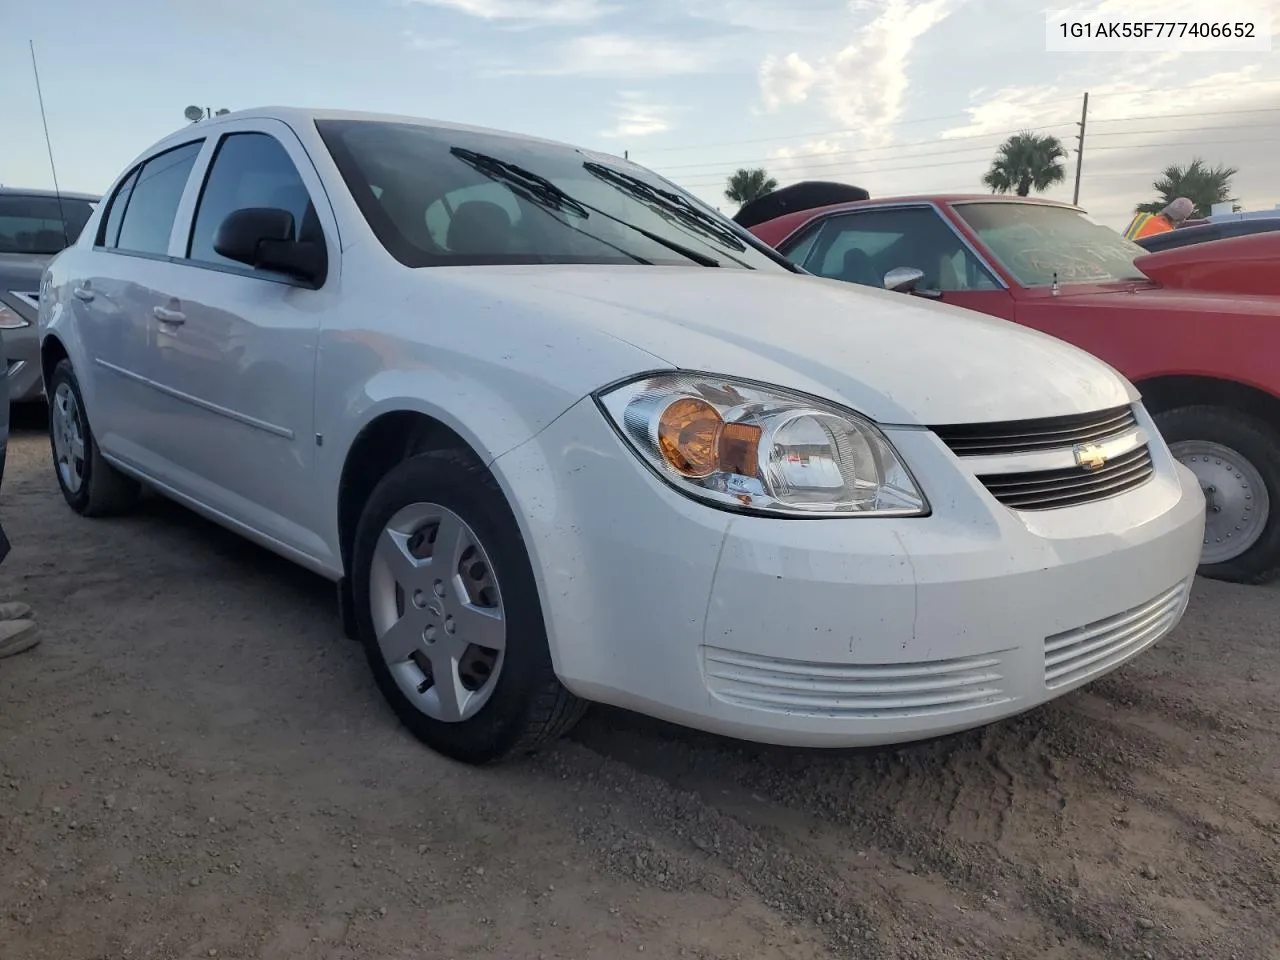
[
  {"x1": 213, "y1": 207, "x2": 326, "y2": 285},
  {"x1": 883, "y1": 266, "x2": 941, "y2": 299},
  {"x1": 883, "y1": 266, "x2": 925, "y2": 293}
]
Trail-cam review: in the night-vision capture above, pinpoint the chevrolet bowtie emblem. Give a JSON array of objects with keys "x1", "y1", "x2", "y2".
[{"x1": 1074, "y1": 442, "x2": 1109, "y2": 471}]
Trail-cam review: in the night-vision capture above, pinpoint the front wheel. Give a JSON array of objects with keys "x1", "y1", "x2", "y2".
[
  {"x1": 351, "y1": 449, "x2": 586, "y2": 764},
  {"x1": 1156, "y1": 405, "x2": 1280, "y2": 584}
]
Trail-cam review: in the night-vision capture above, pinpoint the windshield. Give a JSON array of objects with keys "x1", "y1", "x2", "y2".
[
  {"x1": 952, "y1": 201, "x2": 1148, "y2": 286},
  {"x1": 315, "y1": 119, "x2": 788, "y2": 271},
  {"x1": 0, "y1": 195, "x2": 96, "y2": 255}
]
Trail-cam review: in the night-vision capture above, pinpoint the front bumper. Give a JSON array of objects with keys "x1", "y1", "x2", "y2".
[
  {"x1": 495, "y1": 397, "x2": 1206, "y2": 748},
  {"x1": 3, "y1": 323, "x2": 44, "y2": 403}
]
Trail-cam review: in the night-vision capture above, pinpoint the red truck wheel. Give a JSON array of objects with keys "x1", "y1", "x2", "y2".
[{"x1": 1158, "y1": 405, "x2": 1280, "y2": 584}]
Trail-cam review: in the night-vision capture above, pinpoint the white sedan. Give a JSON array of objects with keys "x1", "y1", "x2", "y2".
[{"x1": 38, "y1": 107, "x2": 1206, "y2": 764}]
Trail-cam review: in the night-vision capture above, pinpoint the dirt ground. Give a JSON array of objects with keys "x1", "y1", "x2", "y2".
[{"x1": 1, "y1": 413, "x2": 1277, "y2": 960}]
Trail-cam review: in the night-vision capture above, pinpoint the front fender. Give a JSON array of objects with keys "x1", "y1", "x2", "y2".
[{"x1": 314, "y1": 356, "x2": 594, "y2": 569}]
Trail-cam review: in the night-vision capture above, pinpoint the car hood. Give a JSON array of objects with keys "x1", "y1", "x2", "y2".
[
  {"x1": 1134, "y1": 231, "x2": 1280, "y2": 297},
  {"x1": 429, "y1": 265, "x2": 1135, "y2": 426},
  {"x1": 1033, "y1": 282, "x2": 1280, "y2": 318},
  {"x1": 0, "y1": 253, "x2": 51, "y2": 322}
]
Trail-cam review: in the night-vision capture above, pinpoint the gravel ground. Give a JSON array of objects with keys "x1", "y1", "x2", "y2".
[{"x1": 1, "y1": 415, "x2": 1277, "y2": 960}]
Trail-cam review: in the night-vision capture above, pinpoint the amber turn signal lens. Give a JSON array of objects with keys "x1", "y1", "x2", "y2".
[
  {"x1": 657, "y1": 397, "x2": 762, "y2": 478},
  {"x1": 718, "y1": 422, "x2": 762, "y2": 476}
]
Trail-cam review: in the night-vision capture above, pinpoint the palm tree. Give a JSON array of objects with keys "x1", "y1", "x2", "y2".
[
  {"x1": 725, "y1": 168, "x2": 778, "y2": 208},
  {"x1": 1135, "y1": 158, "x2": 1238, "y2": 218},
  {"x1": 982, "y1": 131, "x2": 1069, "y2": 197}
]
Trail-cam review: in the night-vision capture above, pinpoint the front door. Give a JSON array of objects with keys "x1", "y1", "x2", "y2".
[
  {"x1": 138, "y1": 121, "x2": 339, "y2": 560},
  {"x1": 781, "y1": 205, "x2": 1016, "y2": 318}
]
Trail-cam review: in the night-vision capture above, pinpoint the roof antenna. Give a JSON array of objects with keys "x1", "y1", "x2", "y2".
[{"x1": 28, "y1": 39, "x2": 70, "y2": 251}]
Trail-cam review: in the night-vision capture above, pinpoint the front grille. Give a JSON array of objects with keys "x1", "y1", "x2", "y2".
[
  {"x1": 932, "y1": 405, "x2": 1137, "y2": 457},
  {"x1": 703, "y1": 646, "x2": 1010, "y2": 719},
  {"x1": 1044, "y1": 579, "x2": 1190, "y2": 689},
  {"x1": 976, "y1": 444, "x2": 1154, "y2": 510}
]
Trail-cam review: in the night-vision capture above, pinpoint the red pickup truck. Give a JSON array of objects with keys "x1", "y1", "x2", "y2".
[{"x1": 746, "y1": 190, "x2": 1280, "y2": 584}]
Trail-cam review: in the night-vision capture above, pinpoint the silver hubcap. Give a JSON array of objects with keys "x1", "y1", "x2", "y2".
[
  {"x1": 51, "y1": 382, "x2": 87, "y2": 495},
  {"x1": 369, "y1": 503, "x2": 505, "y2": 723},
  {"x1": 1170, "y1": 440, "x2": 1270, "y2": 565}
]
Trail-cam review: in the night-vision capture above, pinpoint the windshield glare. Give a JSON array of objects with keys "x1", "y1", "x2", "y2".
[
  {"x1": 316, "y1": 119, "x2": 785, "y2": 271},
  {"x1": 0, "y1": 196, "x2": 96, "y2": 255},
  {"x1": 953, "y1": 202, "x2": 1148, "y2": 286}
]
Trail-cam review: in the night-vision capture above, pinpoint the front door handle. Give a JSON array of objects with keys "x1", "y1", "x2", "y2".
[
  {"x1": 73, "y1": 286, "x2": 95, "y2": 302},
  {"x1": 152, "y1": 306, "x2": 186, "y2": 325}
]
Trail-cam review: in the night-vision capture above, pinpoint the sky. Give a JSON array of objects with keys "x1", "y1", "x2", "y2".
[{"x1": 2, "y1": 0, "x2": 1278, "y2": 230}]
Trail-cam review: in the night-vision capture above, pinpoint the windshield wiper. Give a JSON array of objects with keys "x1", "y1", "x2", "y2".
[
  {"x1": 451, "y1": 148, "x2": 590, "y2": 218},
  {"x1": 450, "y1": 148, "x2": 721, "y2": 268},
  {"x1": 581, "y1": 162, "x2": 751, "y2": 257}
]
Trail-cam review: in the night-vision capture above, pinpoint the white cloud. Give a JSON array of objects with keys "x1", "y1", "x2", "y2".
[
  {"x1": 822, "y1": 0, "x2": 954, "y2": 139},
  {"x1": 402, "y1": 29, "x2": 459, "y2": 51},
  {"x1": 495, "y1": 33, "x2": 719, "y2": 77},
  {"x1": 406, "y1": 0, "x2": 608, "y2": 22},
  {"x1": 600, "y1": 93, "x2": 676, "y2": 139},
  {"x1": 681, "y1": 0, "x2": 825, "y2": 33},
  {"x1": 759, "y1": 53, "x2": 818, "y2": 110},
  {"x1": 768, "y1": 139, "x2": 847, "y2": 175},
  {"x1": 755, "y1": 0, "x2": 956, "y2": 144}
]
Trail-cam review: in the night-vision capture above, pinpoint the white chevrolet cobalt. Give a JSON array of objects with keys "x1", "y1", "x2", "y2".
[{"x1": 39, "y1": 108, "x2": 1205, "y2": 763}]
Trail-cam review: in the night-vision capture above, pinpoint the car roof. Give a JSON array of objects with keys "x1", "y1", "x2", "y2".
[
  {"x1": 751, "y1": 192, "x2": 1084, "y2": 246},
  {"x1": 0, "y1": 186, "x2": 100, "y2": 203},
  {"x1": 803, "y1": 193, "x2": 1080, "y2": 215},
  {"x1": 144, "y1": 106, "x2": 610, "y2": 159}
]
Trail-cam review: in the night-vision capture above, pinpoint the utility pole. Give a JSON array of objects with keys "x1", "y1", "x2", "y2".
[{"x1": 1072, "y1": 91, "x2": 1089, "y2": 206}]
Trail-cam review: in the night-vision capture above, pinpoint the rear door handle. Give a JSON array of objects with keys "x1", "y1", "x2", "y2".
[
  {"x1": 152, "y1": 306, "x2": 186, "y2": 325},
  {"x1": 73, "y1": 286, "x2": 94, "y2": 302}
]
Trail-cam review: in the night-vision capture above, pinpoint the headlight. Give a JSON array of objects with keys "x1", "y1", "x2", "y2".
[
  {"x1": 0, "y1": 305, "x2": 29, "y2": 329},
  {"x1": 596, "y1": 373, "x2": 927, "y2": 517}
]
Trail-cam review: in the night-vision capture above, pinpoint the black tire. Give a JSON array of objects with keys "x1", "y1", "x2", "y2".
[
  {"x1": 351, "y1": 449, "x2": 587, "y2": 764},
  {"x1": 47, "y1": 359, "x2": 140, "y2": 517},
  {"x1": 1155, "y1": 405, "x2": 1280, "y2": 584}
]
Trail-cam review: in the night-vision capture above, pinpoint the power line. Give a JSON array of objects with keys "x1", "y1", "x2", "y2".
[
  {"x1": 673, "y1": 155, "x2": 1024, "y2": 187},
  {"x1": 671, "y1": 133, "x2": 1280, "y2": 188},
  {"x1": 1087, "y1": 121, "x2": 1280, "y2": 139},
  {"x1": 634, "y1": 77, "x2": 1280, "y2": 159},
  {"x1": 1089, "y1": 105, "x2": 1280, "y2": 125},
  {"x1": 1088, "y1": 135, "x2": 1280, "y2": 152},
  {"x1": 635, "y1": 100, "x2": 1087, "y2": 156},
  {"x1": 648, "y1": 125, "x2": 1075, "y2": 173},
  {"x1": 664, "y1": 117, "x2": 1280, "y2": 185},
  {"x1": 645, "y1": 111, "x2": 1280, "y2": 182},
  {"x1": 656, "y1": 122, "x2": 1280, "y2": 180}
]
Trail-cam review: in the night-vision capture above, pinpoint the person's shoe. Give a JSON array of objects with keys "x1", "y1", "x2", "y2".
[
  {"x1": 0, "y1": 601, "x2": 33, "y2": 621},
  {"x1": 0, "y1": 619, "x2": 39, "y2": 659}
]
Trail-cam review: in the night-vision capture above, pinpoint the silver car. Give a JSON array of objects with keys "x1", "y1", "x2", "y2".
[{"x1": 0, "y1": 188, "x2": 98, "y2": 403}]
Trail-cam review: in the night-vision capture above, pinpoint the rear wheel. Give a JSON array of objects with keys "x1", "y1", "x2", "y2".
[
  {"x1": 351, "y1": 449, "x2": 586, "y2": 764},
  {"x1": 1156, "y1": 405, "x2": 1280, "y2": 584},
  {"x1": 47, "y1": 359, "x2": 139, "y2": 517}
]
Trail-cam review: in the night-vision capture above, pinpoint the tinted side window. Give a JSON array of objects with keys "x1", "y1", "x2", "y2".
[
  {"x1": 188, "y1": 132, "x2": 320, "y2": 269},
  {"x1": 778, "y1": 224, "x2": 821, "y2": 268},
  {"x1": 98, "y1": 168, "x2": 140, "y2": 248},
  {"x1": 115, "y1": 141, "x2": 203, "y2": 256},
  {"x1": 801, "y1": 208, "x2": 999, "y2": 292}
]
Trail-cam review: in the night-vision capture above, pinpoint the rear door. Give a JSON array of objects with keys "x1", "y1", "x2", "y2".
[{"x1": 74, "y1": 139, "x2": 205, "y2": 460}]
